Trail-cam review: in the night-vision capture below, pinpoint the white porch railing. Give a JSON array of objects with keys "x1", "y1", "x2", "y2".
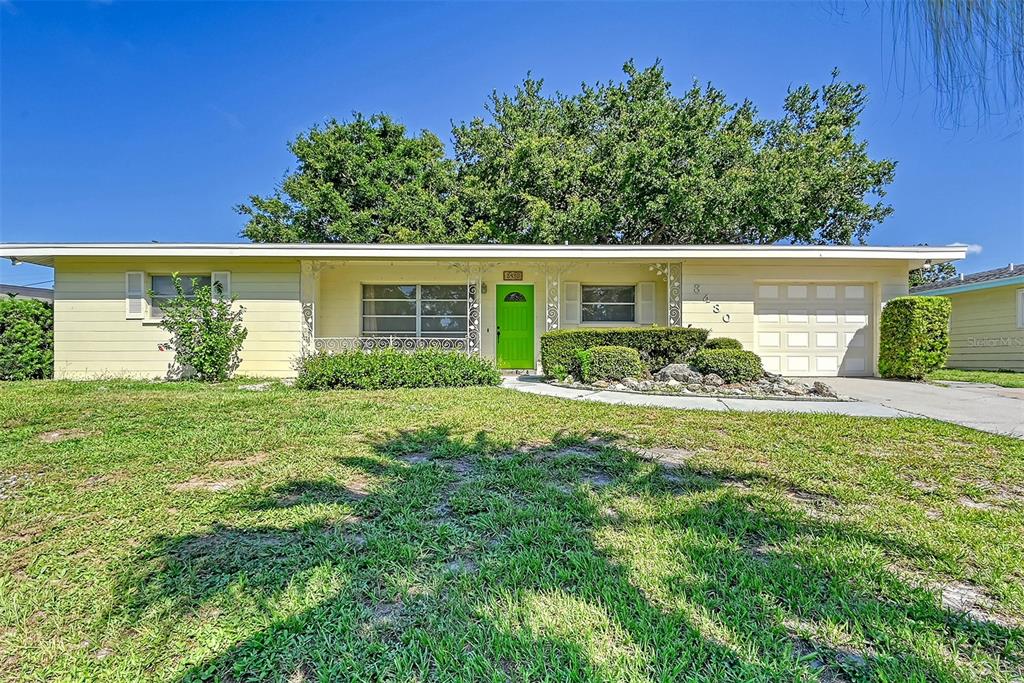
[{"x1": 313, "y1": 336, "x2": 469, "y2": 353}]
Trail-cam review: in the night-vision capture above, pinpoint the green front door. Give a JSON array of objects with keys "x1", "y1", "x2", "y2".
[{"x1": 496, "y1": 284, "x2": 535, "y2": 369}]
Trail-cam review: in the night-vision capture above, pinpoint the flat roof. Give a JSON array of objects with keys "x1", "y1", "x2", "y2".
[{"x1": 0, "y1": 242, "x2": 968, "y2": 268}]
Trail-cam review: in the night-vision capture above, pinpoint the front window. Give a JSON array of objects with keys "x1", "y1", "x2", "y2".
[
  {"x1": 582, "y1": 285, "x2": 635, "y2": 323},
  {"x1": 150, "y1": 274, "x2": 211, "y2": 318},
  {"x1": 362, "y1": 284, "x2": 468, "y2": 337}
]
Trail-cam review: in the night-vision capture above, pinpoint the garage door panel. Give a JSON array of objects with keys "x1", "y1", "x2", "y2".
[{"x1": 755, "y1": 281, "x2": 873, "y2": 377}]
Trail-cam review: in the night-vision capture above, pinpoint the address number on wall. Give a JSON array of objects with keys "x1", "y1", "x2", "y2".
[
  {"x1": 503, "y1": 271, "x2": 524, "y2": 281},
  {"x1": 692, "y1": 283, "x2": 731, "y2": 323}
]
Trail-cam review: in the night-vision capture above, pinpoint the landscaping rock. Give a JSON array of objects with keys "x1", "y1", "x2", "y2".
[
  {"x1": 591, "y1": 380, "x2": 610, "y2": 388},
  {"x1": 703, "y1": 373, "x2": 725, "y2": 387},
  {"x1": 811, "y1": 381, "x2": 837, "y2": 398},
  {"x1": 622, "y1": 377, "x2": 643, "y2": 391},
  {"x1": 783, "y1": 383, "x2": 810, "y2": 396},
  {"x1": 654, "y1": 363, "x2": 703, "y2": 383}
]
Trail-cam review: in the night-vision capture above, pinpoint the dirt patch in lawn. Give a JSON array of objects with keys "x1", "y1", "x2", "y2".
[
  {"x1": 582, "y1": 472, "x2": 614, "y2": 487},
  {"x1": 636, "y1": 447, "x2": 696, "y2": 468},
  {"x1": 443, "y1": 458, "x2": 475, "y2": 477},
  {"x1": 342, "y1": 473, "x2": 374, "y2": 499},
  {"x1": 784, "y1": 489, "x2": 838, "y2": 518},
  {"x1": 170, "y1": 477, "x2": 242, "y2": 493},
  {"x1": 213, "y1": 452, "x2": 270, "y2": 468},
  {"x1": 37, "y1": 428, "x2": 94, "y2": 444},
  {"x1": 398, "y1": 452, "x2": 432, "y2": 465}
]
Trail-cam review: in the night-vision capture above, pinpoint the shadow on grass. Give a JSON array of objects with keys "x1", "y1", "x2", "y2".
[{"x1": 115, "y1": 427, "x2": 1023, "y2": 681}]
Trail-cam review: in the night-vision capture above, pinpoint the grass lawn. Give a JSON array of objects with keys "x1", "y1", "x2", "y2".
[
  {"x1": 928, "y1": 369, "x2": 1024, "y2": 389},
  {"x1": 1, "y1": 381, "x2": 1022, "y2": 682}
]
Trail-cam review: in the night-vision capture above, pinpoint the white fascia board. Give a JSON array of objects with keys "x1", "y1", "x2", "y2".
[{"x1": 0, "y1": 242, "x2": 969, "y2": 267}]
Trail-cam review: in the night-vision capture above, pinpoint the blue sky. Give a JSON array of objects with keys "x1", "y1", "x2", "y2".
[{"x1": 1, "y1": 1, "x2": 1021, "y2": 287}]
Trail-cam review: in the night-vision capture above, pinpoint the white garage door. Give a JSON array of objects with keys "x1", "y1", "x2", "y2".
[{"x1": 754, "y1": 282, "x2": 873, "y2": 377}]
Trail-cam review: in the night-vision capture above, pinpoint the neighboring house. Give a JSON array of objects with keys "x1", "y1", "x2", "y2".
[
  {"x1": 0, "y1": 243, "x2": 965, "y2": 379},
  {"x1": 0, "y1": 284, "x2": 54, "y2": 303},
  {"x1": 911, "y1": 263, "x2": 1024, "y2": 371}
]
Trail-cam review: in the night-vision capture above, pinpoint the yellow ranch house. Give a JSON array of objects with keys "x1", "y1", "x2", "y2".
[{"x1": 1, "y1": 242, "x2": 966, "y2": 380}]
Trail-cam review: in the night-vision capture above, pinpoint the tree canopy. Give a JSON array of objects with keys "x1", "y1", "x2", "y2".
[
  {"x1": 238, "y1": 114, "x2": 466, "y2": 243},
  {"x1": 239, "y1": 62, "x2": 897, "y2": 246}
]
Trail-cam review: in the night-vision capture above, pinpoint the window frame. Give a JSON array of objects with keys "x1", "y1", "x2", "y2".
[
  {"x1": 147, "y1": 273, "x2": 212, "y2": 321},
  {"x1": 580, "y1": 284, "x2": 638, "y2": 324},
  {"x1": 361, "y1": 283, "x2": 469, "y2": 338},
  {"x1": 1017, "y1": 288, "x2": 1024, "y2": 329}
]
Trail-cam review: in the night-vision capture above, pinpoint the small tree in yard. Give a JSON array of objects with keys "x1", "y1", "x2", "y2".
[{"x1": 157, "y1": 275, "x2": 247, "y2": 381}]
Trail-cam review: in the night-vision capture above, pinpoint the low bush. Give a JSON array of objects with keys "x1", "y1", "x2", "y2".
[
  {"x1": 296, "y1": 349, "x2": 502, "y2": 390},
  {"x1": 703, "y1": 337, "x2": 743, "y2": 351},
  {"x1": 879, "y1": 296, "x2": 951, "y2": 379},
  {"x1": 0, "y1": 297, "x2": 53, "y2": 380},
  {"x1": 580, "y1": 346, "x2": 645, "y2": 383},
  {"x1": 690, "y1": 348, "x2": 764, "y2": 383},
  {"x1": 541, "y1": 327, "x2": 708, "y2": 377},
  {"x1": 157, "y1": 274, "x2": 247, "y2": 382}
]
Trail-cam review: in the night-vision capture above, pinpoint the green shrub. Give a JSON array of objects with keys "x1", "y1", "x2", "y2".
[
  {"x1": 703, "y1": 337, "x2": 743, "y2": 350},
  {"x1": 541, "y1": 327, "x2": 708, "y2": 377},
  {"x1": 156, "y1": 274, "x2": 248, "y2": 382},
  {"x1": 879, "y1": 296, "x2": 951, "y2": 379},
  {"x1": 690, "y1": 349, "x2": 764, "y2": 383},
  {"x1": 0, "y1": 296, "x2": 53, "y2": 380},
  {"x1": 296, "y1": 349, "x2": 502, "y2": 390},
  {"x1": 581, "y1": 346, "x2": 645, "y2": 383}
]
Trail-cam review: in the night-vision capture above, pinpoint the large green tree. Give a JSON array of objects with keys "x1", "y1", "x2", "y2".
[
  {"x1": 241, "y1": 62, "x2": 897, "y2": 246},
  {"x1": 238, "y1": 114, "x2": 467, "y2": 243},
  {"x1": 453, "y1": 62, "x2": 896, "y2": 245}
]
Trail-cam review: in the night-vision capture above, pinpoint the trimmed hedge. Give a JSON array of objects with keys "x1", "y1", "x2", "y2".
[
  {"x1": 296, "y1": 349, "x2": 502, "y2": 390},
  {"x1": 580, "y1": 346, "x2": 645, "y2": 383},
  {"x1": 690, "y1": 349, "x2": 764, "y2": 383},
  {"x1": 0, "y1": 297, "x2": 53, "y2": 380},
  {"x1": 703, "y1": 337, "x2": 743, "y2": 350},
  {"x1": 879, "y1": 296, "x2": 951, "y2": 379},
  {"x1": 541, "y1": 327, "x2": 708, "y2": 377}
]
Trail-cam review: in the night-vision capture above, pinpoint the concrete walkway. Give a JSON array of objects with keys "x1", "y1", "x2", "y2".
[
  {"x1": 826, "y1": 377, "x2": 1024, "y2": 439},
  {"x1": 502, "y1": 375, "x2": 1024, "y2": 438},
  {"x1": 501, "y1": 375, "x2": 906, "y2": 418}
]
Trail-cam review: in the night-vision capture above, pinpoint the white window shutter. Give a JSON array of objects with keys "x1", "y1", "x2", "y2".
[
  {"x1": 125, "y1": 271, "x2": 145, "y2": 319},
  {"x1": 212, "y1": 271, "x2": 231, "y2": 300},
  {"x1": 563, "y1": 281, "x2": 581, "y2": 324},
  {"x1": 637, "y1": 282, "x2": 655, "y2": 324}
]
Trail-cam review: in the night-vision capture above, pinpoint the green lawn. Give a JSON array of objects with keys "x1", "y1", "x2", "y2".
[
  {"x1": 928, "y1": 369, "x2": 1024, "y2": 389},
  {"x1": 1, "y1": 381, "x2": 1022, "y2": 682}
]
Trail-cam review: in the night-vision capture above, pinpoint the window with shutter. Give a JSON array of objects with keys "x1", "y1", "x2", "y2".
[
  {"x1": 563, "y1": 281, "x2": 581, "y2": 324},
  {"x1": 125, "y1": 272, "x2": 145, "y2": 319},
  {"x1": 212, "y1": 271, "x2": 231, "y2": 300},
  {"x1": 637, "y1": 282, "x2": 655, "y2": 324}
]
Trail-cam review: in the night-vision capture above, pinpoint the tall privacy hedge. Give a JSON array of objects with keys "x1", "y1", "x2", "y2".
[
  {"x1": 540, "y1": 327, "x2": 708, "y2": 376},
  {"x1": 0, "y1": 297, "x2": 54, "y2": 380},
  {"x1": 878, "y1": 296, "x2": 951, "y2": 379}
]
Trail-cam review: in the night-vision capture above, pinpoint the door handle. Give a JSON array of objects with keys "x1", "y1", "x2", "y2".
[{"x1": 496, "y1": 326, "x2": 501, "y2": 341}]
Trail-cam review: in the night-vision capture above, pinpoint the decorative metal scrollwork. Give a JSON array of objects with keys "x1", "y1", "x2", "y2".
[
  {"x1": 466, "y1": 281, "x2": 481, "y2": 355},
  {"x1": 301, "y1": 302, "x2": 315, "y2": 354},
  {"x1": 649, "y1": 262, "x2": 682, "y2": 327},
  {"x1": 545, "y1": 268, "x2": 560, "y2": 331},
  {"x1": 313, "y1": 336, "x2": 469, "y2": 353}
]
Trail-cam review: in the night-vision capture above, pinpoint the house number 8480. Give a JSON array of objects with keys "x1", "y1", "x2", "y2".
[{"x1": 692, "y1": 283, "x2": 731, "y2": 324}]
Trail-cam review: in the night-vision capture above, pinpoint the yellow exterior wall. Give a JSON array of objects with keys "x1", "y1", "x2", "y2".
[
  {"x1": 313, "y1": 260, "x2": 667, "y2": 365},
  {"x1": 52, "y1": 255, "x2": 914, "y2": 378},
  {"x1": 53, "y1": 257, "x2": 303, "y2": 379},
  {"x1": 680, "y1": 259, "x2": 909, "y2": 375},
  {"x1": 944, "y1": 285, "x2": 1024, "y2": 371}
]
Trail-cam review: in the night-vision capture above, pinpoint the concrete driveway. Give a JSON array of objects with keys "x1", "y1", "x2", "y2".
[{"x1": 824, "y1": 377, "x2": 1024, "y2": 439}]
